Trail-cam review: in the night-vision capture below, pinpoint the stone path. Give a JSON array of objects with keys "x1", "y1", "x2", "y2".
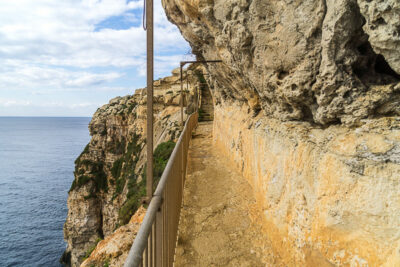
[
  {"x1": 174, "y1": 122, "x2": 281, "y2": 266},
  {"x1": 199, "y1": 87, "x2": 214, "y2": 121}
]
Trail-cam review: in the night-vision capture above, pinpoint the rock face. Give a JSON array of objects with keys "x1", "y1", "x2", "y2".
[
  {"x1": 62, "y1": 65, "x2": 203, "y2": 267},
  {"x1": 162, "y1": 0, "x2": 400, "y2": 266},
  {"x1": 163, "y1": 0, "x2": 400, "y2": 125},
  {"x1": 213, "y1": 104, "x2": 400, "y2": 266},
  {"x1": 358, "y1": 0, "x2": 400, "y2": 74},
  {"x1": 80, "y1": 207, "x2": 146, "y2": 267}
]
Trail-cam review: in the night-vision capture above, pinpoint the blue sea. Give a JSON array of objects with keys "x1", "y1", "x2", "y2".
[{"x1": 0, "y1": 117, "x2": 91, "y2": 267}]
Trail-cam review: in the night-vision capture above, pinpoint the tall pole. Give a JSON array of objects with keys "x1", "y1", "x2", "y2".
[
  {"x1": 180, "y1": 63, "x2": 184, "y2": 130},
  {"x1": 146, "y1": 0, "x2": 153, "y2": 201}
]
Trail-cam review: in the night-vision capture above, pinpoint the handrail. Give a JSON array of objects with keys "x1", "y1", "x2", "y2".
[{"x1": 124, "y1": 112, "x2": 199, "y2": 267}]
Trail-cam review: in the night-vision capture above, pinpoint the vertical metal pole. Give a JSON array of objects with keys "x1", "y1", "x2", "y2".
[
  {"x1": 180, "y1": 63, "x2": 184, "y2": 130},
  {"x1": 146, "y1": 0, "x2": 153, "y2": 201},
  {"x1": 186, "y1": 70, "x2": 189, "y2": 115}
]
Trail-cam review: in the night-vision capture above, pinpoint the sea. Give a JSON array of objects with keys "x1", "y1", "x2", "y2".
[{"x1": 0, "y1": 117, "x2": 92, "y2": 267}]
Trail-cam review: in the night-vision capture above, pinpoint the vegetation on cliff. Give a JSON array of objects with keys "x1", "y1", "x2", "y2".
[
  {"x1": 110, "y1": 133, "x2": 141, "y2": 197},
  {"x1": 70, "y1": 153, "x2": 108, "y2": 195},
  {"x1": 118, "y1": 140, "x2": 176, "y2": 225}
]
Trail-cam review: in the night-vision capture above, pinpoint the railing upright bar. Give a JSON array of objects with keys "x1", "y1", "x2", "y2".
[
  {"x1": 162, "y1": 189, "x2": 166, "y2": 267},
  {"x1": 143, "y1": 247, "x2": 146, "y2": 267},
  {"x1": 165, "y1": 181, "x2": 169, "y2": 266},
  {"x1": 155, "y1": 208, "x2": 162, "y2": 267},
  {"x1": 150, "y1": 225, "x2": 154, "y2": 267},
  {"x1": 125, "y1": 113, "x2": 198, "y2": 267},
  {"x1": 146, "y1": 239, "x2": 148, "y2": 267}
]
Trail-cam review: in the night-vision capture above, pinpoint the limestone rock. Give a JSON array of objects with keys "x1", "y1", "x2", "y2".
[
  {"x1": 160, "y1": 0, "x2": 400, "y2": 265},
  {"x1": 162, "y1": 0, "x2": 400, "y2": 125},
  {"x1": 80, "y1": 207, "x2": 146, "y2": 267},
  {"x1": 358, "y1": 0, "x2": 400, "y2": 74},
  {"x1": 212, "y1": 103, "x2": 400, "y2": 266}
]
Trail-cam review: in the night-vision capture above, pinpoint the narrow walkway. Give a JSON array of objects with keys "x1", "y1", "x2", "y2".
[
  {"x1": 175, "y1": 122, "x2": 280, "y2": 266},
  {"x1": 199, "y1": 87, "x2": 214, "y2": 121}
]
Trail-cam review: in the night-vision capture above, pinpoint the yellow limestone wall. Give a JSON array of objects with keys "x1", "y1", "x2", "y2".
[{"x1": 213, "y1": 102, "x2": 400, "y2": 266}]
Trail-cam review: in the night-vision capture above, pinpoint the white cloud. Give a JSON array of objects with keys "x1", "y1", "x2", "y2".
[
  {"x1": 0, "y1": 0, "x2": 188, "y2": 68},
  {"x1": 0, "y1": 0, "x2": 192, "y2": 116},
  {"x1": 0, "y1": 97, "x2": 101, "y2": 110},
  {"x1": 0, "y1": 62, "x2": 124, "y2": 89},
  {"x1": 65, "y1": 72, "x2": 123, "y2": 87},
  {"x1": 0, "y1": 98, "x2": 32, "y2": 107}
]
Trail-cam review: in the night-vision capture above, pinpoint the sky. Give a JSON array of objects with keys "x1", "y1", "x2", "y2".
[{"x1": 0, "y1": 0, "x2": 193, "y2": 117}]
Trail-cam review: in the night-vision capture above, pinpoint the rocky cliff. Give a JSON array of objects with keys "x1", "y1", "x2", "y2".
[
  {"x1": 163, "y1": 0, "x2": 400, "y2": 125},
  {"x1": 162, "y1": 0, "x2": 400, "y2": 266},
  {"x1": 62, "y1": 65, "x2": 203, "y2": 267}
]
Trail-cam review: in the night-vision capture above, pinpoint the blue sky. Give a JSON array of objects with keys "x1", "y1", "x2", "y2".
[{"x1": 0, "y1": 0, "x2": 193, "y2": 116}]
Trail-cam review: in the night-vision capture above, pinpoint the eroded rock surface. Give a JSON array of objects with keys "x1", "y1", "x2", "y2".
[
  {"x1": 213, "y1": 103, "x2": 400, "y2": 266},
  {"x1": 163, "y1": 0, "x2": 400, "y2": 125},
  {"x1": 358, "y1": 0, "x2": 400, "y2": 74},
  {"x1": 80, "y1": 207, "x2": 146, "y2": 267},
  {"x1": 161, "y1": 0, "x2": 400, "y2": 266}
]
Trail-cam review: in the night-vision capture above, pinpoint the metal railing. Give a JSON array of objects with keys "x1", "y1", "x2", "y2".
[{"x1": 124, "y1": 112, "x2": 199, "y2": 267}]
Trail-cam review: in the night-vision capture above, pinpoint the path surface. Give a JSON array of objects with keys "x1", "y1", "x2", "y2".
[{"x1": 175, "y1": 122, "x2": 280, "y2": 266}]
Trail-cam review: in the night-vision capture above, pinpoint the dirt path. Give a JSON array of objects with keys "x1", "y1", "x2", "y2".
[{"x1": 174, "y1": 122, "x2": 281, "y2": 267}]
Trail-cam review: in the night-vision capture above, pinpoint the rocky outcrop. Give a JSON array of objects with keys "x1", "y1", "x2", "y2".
[
  {"x1": 162, "y1": 0, "x2": 400, "y2": 125},
  {"x1": 62, "y1": 65, "x2": 203, "y2": 267},
  {"x1": 162, "y1": 0, "x2": 400, "y2": 266},
  {"x1": 358, "y1": 0, "x2": 400, "y2": 74},
  {"x1": 81, "y1": 207, "x2": 146, "y2": 267}
]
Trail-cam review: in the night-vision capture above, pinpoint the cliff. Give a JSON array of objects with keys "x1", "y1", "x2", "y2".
[
  {"x1": 163, "y1": 0, "x2": 400, "y2": 125},
  {"x1": 62, "y1": 65, "x2": 203, "y2": 266},
  {"x1": 162, "y1": 0, "x2": 400, "y2": 266}
]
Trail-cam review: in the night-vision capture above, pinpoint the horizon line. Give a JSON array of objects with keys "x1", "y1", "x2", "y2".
[{"x1": 0, "y1": 115, "x2": 92, "y2": 118}]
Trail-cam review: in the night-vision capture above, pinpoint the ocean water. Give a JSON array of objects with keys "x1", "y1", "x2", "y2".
[{"x1": 0, "y1": 117, "x2": 91, "y2": 267}]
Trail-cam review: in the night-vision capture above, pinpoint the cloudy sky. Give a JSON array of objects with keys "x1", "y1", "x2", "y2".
[{"x1": 0, "y1": 0, "x2": 192, "y2": 116}]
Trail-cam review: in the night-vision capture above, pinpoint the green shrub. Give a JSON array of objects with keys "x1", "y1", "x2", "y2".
[
  {"x1": 74, "y1": 143, "x2": 90, "y2": 164},
  {"x1": 77, "y1": 175, "x2": 91, "y2": 187},
  {"x1": 111, "y1": 158, "x2": 123, "y2": 179},
  {"x1": 83, "y1": 238, "x2": 103, "y2": 260},
  {"x1": 111, "y1": 134, "x2": 142, "y2": 200},
  {"x1": 118, "y1": 195, "x2": 141, "y2": 225},
  {"x1": 69, "y1": 180, "x2": 76, "y2": 192},
  {"x1": 107, "y1": 139, "x2": 126, "y2": 154},
  {"x1": 127, "y1": 102, "x2": 137, "y2": 113},
  {"x1": 194, "y1": 70, "x2": 206, "y2": 84},
  {"x1": 115, "y1": 177, "x2": 125, "y2": 195},
  {"x1": 80, "y1": 159, "x2": 94, "y2": 166},
  {"x1": 93, "y1": 170, "x2": 108, "y2": 193},
  {"x1": 154, "y1": 141, "x2": 175, "y2": 181},
  {"x1": 84, "y1": 191, "x2": 97, "y2": 200},
  {"x1": 69, "y1": 161, "x2": 107, "y2": 193},
  {"x1": 198, "y1": 108, "x2": 204, "y2": 117},
  {"x1": 118, "y1": 141, "x2": 175, "y2": 225}
]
